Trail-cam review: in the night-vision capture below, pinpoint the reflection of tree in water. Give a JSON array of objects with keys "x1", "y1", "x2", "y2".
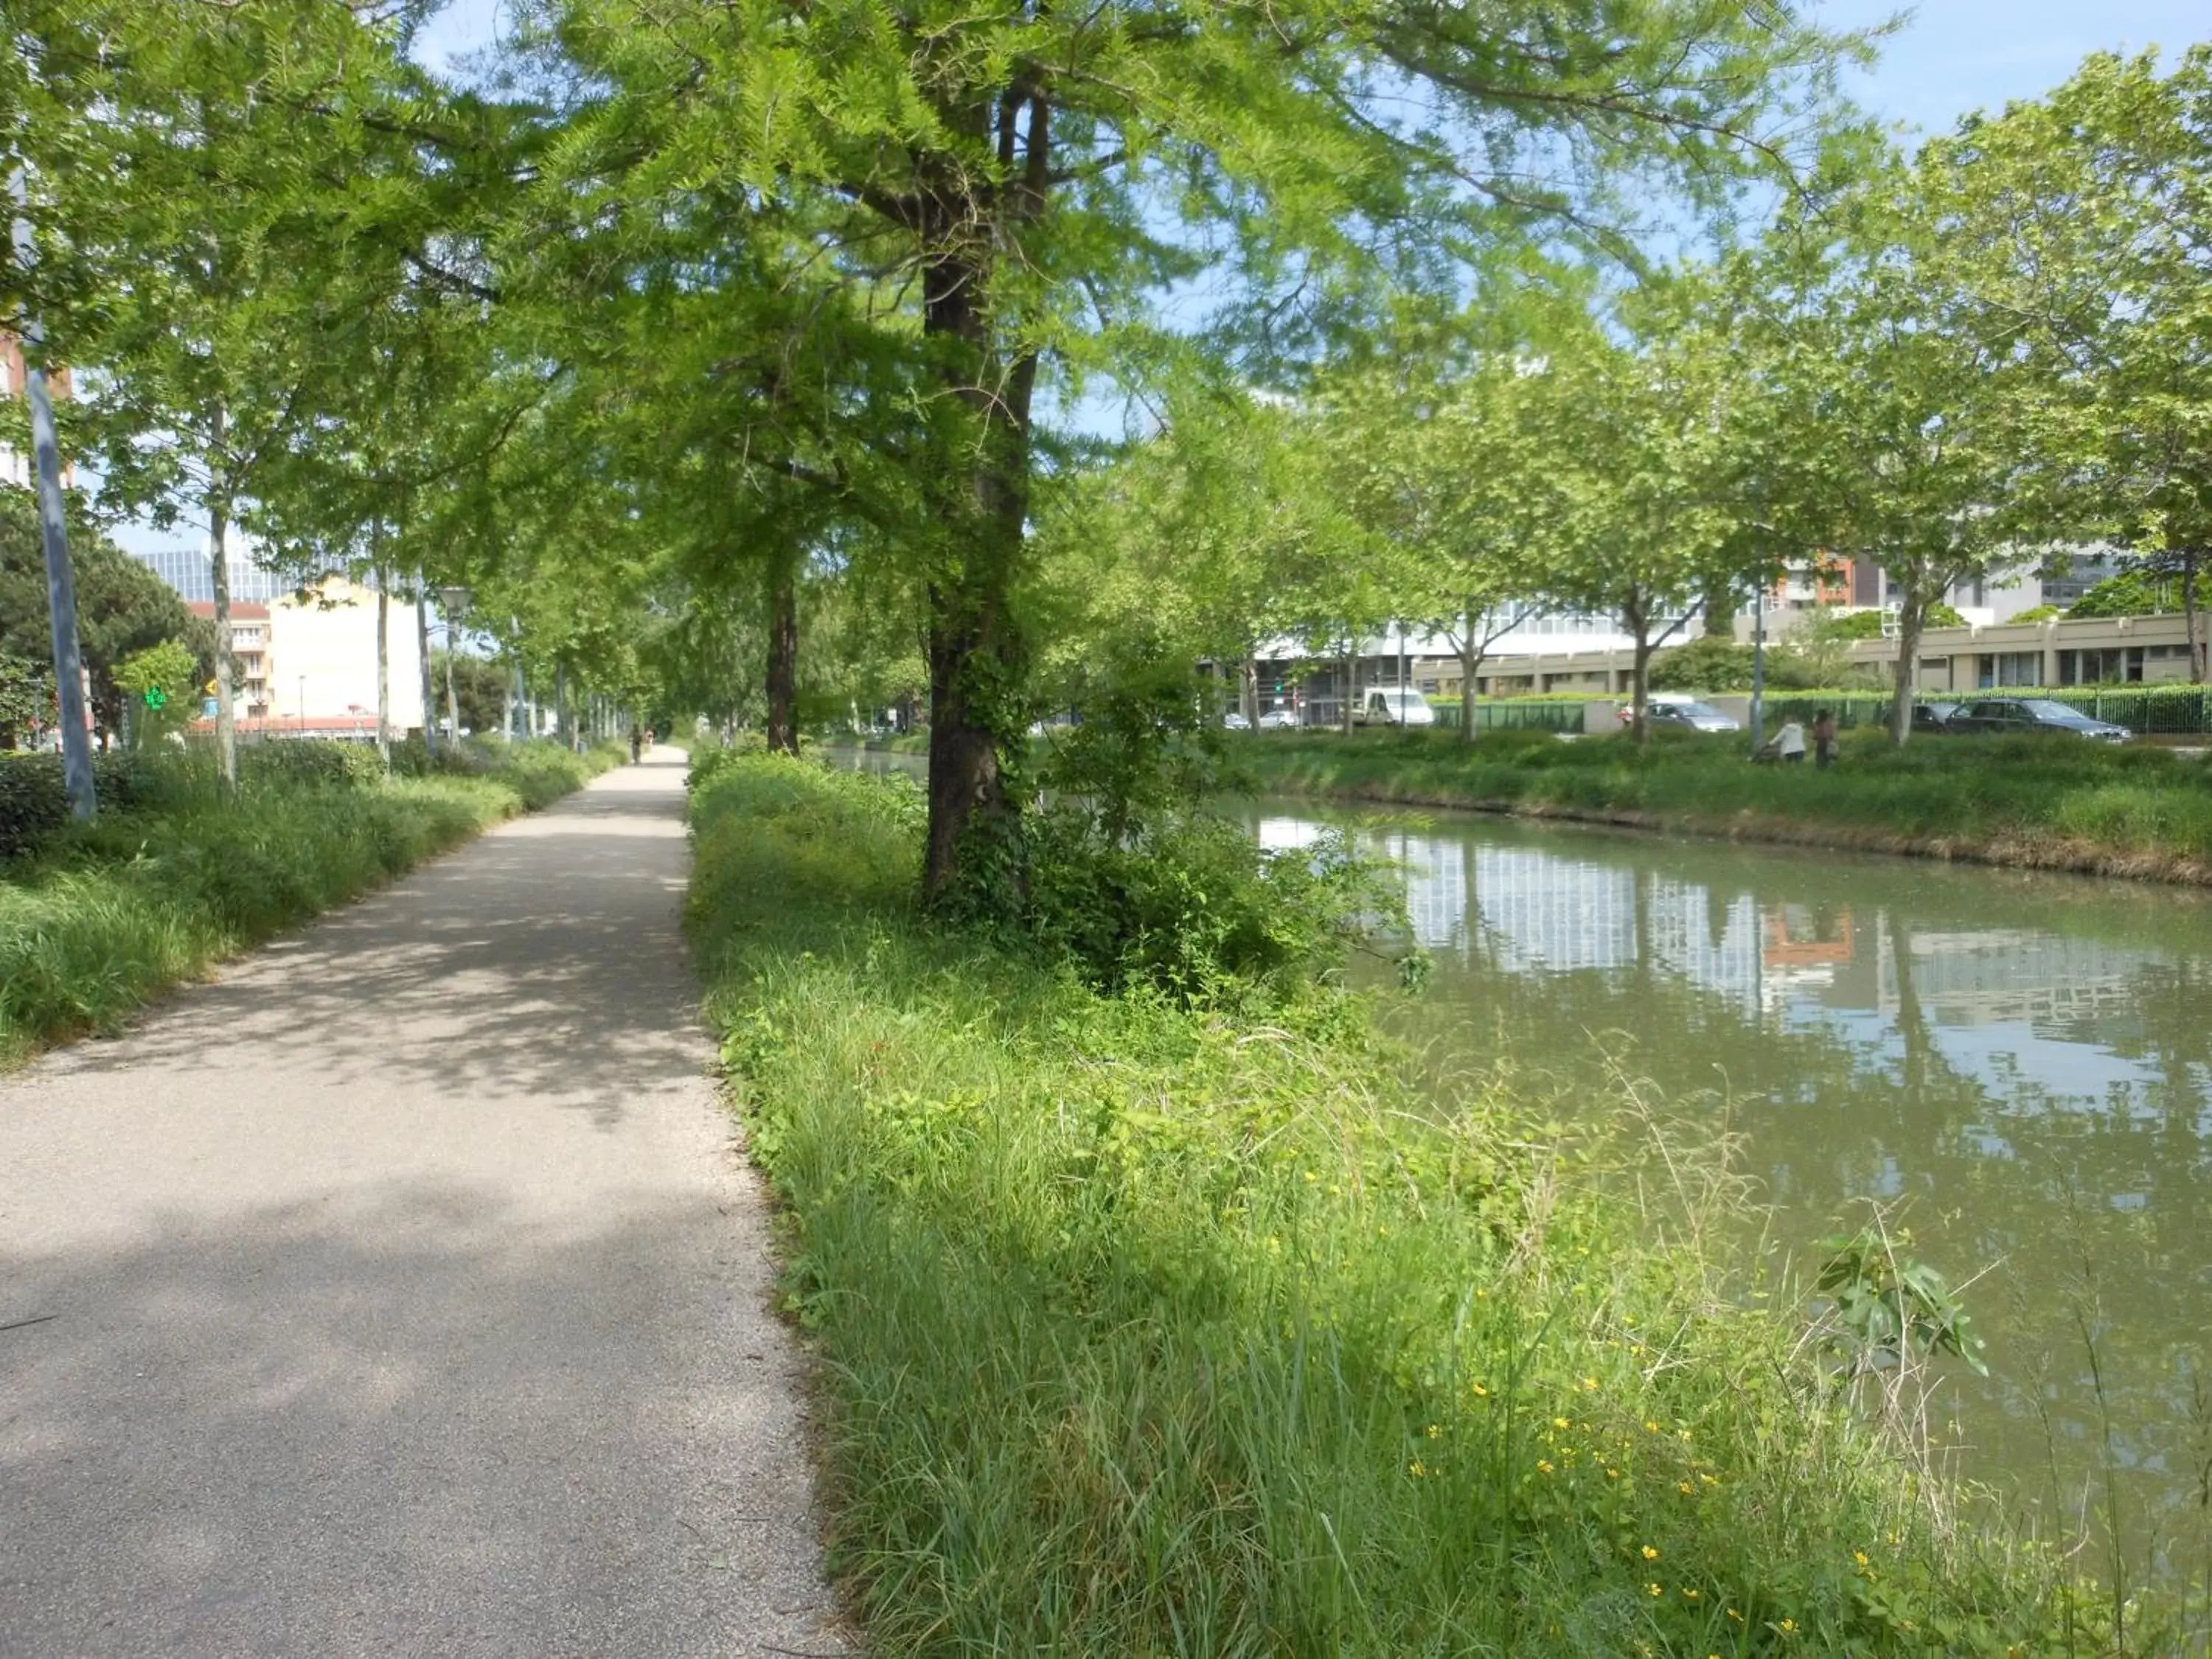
[{"x1": 1388, "y1": 891, "x2": 2212, "y2": 1585}]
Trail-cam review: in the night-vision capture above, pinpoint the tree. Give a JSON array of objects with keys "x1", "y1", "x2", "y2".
[
  {"x1": 1736, "y1": 147, "x2": 2056, "y2": 745},
  {"x1": 111, "y1": 639, "x2": 196, "y2": 748},
  {"x1": 0, "y1": 490, "x2": 212, "y2": 744},
  {"x1": 1923, "y1": 49, "x2": 2212, "y2": 684},
  {"x1": 517, "y1": 0, "x2": 1865, "y2": 902},
  {"x1": 1329, "y1": 330, "x2": 1575, "y2": 745},
  {"x1": 1532, "y1": 307, "x2": 1747, "y2": 741}
]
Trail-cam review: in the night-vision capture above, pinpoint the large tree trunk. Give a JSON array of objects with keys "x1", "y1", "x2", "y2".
[
  {"x1": 375, "y1": 563, "x2": 390, "y2": 763},
  {"x1": 1457, "y1": 605, "x2": 1481, "y2": 748},
  {"x1": 1624, "y1": 592, "x2": 1653, "y2": 748},
  {"x1": 765, "y1": 554, "x2": 800, "y2": 755},
  {"x1": 1888, "y1": 594, "x2": 1924, "y2": 746},
  {"x1": 416, "y1": 590, "x2": 438, "y2": 759},
  {"x1": 914, "y1": 100, "x2": 1046, "y2": 908},
  {"x1": 208, "y1": 501, "x2": 237, "y2": 782}
]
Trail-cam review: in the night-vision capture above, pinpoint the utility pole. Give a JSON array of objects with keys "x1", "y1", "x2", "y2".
[{"x1": 10, "y1": 168, "x2": 94, "y2": 818}]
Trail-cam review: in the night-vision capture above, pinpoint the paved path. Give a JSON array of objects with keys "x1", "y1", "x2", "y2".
[{"x1": 0, "y1": 752, "x2": 846, "y2": 1658}]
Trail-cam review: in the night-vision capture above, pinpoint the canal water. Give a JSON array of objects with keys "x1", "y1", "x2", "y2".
[
  {"x1": 1255, "y1": 800, "x2": 2212, "y2": 1568},
  {"x1": 834, "y1": 753, "x2": 2208, "y2": 1568}
]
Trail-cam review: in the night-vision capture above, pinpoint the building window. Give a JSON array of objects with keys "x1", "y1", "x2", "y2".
[
  {"x1": 1978, "y1": 651, "x2": 2045, "y2": 689},
  {"x1": 2059, "y1": 647, "x2": 2143, "y2": 685}
]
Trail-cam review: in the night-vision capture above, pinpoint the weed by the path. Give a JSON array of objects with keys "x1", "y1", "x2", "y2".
[
  {"x1": 0, "y1": 739, "x2": 622, "y2": 1064},
  {"x1": 689, "y1": 754, "x2": 2121, "y2": 1657}
]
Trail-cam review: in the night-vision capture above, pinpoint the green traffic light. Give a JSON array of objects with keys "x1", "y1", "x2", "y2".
[{"x1": 144, "y1": 687, "x2": 169, "y2": 710}]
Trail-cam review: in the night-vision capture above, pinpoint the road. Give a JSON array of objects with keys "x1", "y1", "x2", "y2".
[{"x1": 0, "y1": 751, "x2": 846, "y2": 1658}]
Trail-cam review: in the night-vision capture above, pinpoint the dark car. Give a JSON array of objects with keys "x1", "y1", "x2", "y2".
[
  {"x1": 1947, "y1": 697, "x2": 2130, "y2": 742},
  {"x1": 1911, "y1": 701, "x2": 1961, "y2": 734}
]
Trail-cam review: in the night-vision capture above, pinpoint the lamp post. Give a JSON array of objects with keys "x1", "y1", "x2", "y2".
[
  {"x1": 437, "y1": 586, "x2": 472, "y2": 745},
  {"x1": 297, "y1": 674, "x2": 307, "y2": 737}
]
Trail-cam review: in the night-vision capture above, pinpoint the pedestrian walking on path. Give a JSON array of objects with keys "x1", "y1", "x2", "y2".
[{"x1": 0, "y1": 751, "x2": 845, "y2": 1658}]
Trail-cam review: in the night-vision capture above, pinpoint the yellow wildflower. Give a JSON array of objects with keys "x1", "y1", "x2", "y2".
[
  {"x1": 1553, "y1": 1416, "x2": 1573, "y2": 1430},
  {"x1": 1408, "y1": 1459, "x2": 1427, "y2": 1478},
  {"x1": 1646, "y1": 1582, "x2": 1664, "y2": 1598},
  {"x1": 1779, "y1": 1618, "x2": 1798, "y2": 1635},
  {"x1": 1681, "y1": 1588, "x2": 1700, "y2": 1601},
  {"x1": 1470, "y1": 1382, "x2": 1488, "y2": 1397},
  {"x1": 1641, "y1": 1545, "x2": 1660, "y2": 1561},
  {"x1": 1678, "y1": 1481, "x2": 1694, "y2": 1495}
]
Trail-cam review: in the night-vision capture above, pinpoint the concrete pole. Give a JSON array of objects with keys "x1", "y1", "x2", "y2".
[
  {"x1": 10, "y1": 169, "x2": 94, "y2": 818},
  {"x1": 416, "y1": 591, "x2": 439, "y2": 759}
]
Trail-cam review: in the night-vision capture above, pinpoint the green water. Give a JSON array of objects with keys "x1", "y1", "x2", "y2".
[{"x1": 1254, "y1": 800, "x2": 2212, "y2": 1573}]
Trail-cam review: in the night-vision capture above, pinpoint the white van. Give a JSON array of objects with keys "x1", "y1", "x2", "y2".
[{"x1": 1353, "y1": 687, "x2": 1437, "y2": 728}]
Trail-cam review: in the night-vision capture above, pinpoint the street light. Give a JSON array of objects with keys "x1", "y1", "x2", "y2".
[
  {"x1": 297, "y1": 674, "x2": 307, "y2": 737},
  {"x1": 437, "y1": 586, "x2": 471, "y2": 742}
]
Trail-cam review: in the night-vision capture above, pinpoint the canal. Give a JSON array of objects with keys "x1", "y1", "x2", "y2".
[
  {"x1": 836, "y1": 751, "x2": 2208, "y2": 1575},
  {"x1": 1256, "y1": 799, "x2": 2212, "y2": 1575}
]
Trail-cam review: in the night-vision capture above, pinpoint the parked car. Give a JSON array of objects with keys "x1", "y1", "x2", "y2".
[
  {"x1": 1352, "y1": 687, "x2": 1438, "y2": 728},
  {"x1": 1946, "y1": 697, "x2": 2130, "y2": 742},
  {"x1": 1222, "y1": 710, "x2": 1251, "y2": 731},
  {"x1": 1911, "y1": 700, "x2": 1961, "y2": 734},
  {"x1": 1621, "y1": 693, "x2": 1740, "y2": 734},
  {"x1": 1256, "y1": 707, "x2": 1301, "y2": 731}
]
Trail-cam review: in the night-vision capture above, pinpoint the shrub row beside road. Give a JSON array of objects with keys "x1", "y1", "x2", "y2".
[
  {"x1": 686, "y1": 751, "x2": 2121, "y2": 1657},
  {"x1": 0, "y1": 739, "x2": 624, "y2": 1065}
]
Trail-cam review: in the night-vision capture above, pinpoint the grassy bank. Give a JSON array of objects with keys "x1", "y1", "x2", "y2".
[
  {"x1": 1239, "y1": 727, "x2": 2212, "y2": 883},
  {"x1": 688, "y1": 754, "x2": 2118, "y2": 1656},
  {"x1": 0, "y1": 739, "x2": 623, "y2": 1065}
]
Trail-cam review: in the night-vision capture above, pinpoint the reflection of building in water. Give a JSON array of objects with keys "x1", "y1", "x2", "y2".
[
  {"x1": 1877, "y1": 928, "x2": 2149, "y2": 1027},
  {"x1": 1321, "y1": 819, "x2": 2171, "y2": 1039}
]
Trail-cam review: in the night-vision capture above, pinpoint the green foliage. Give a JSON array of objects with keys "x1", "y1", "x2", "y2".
[
  {"x1": 1650, "y1": 636, "x2": 1757, "y2": 691},
  {"x1": 684, "y1": 754, "x2": 2113, "y2": 1658},
  {"x1": 2067, "y1": 570, "x2": 2180, "y2": 619},
  {"x1": 2008, "y1": 604, "x2": 2062, "y2": 624},
  {"x1": 237, "y1": 740, "x2": 388, "y2": 791},
  {"x1": 0, "y1": 650, "x2": 55, "y2": 748},
  {"x1": 1815, "y1": 1229, "x2": 1990, "y2": 1380},
  {"x1": 1241, "y1": 729, "x2": 2212, "y2": 878},
  {"x1": 1806, "y1": 605, "x2": 1966, "y2": 643},
  {"x1": 0, "y1": 740, "x2": 618, "y2": 1064},
  {"x1": 0, "y1": 493, "x2": 213, "y2": 740},
  {"x1": 111, "y1": 639, "x2": 199, "y2": 747}
]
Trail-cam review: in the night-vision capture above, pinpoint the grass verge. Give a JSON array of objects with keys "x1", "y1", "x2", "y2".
[
  {"x1": 689, "y1": 753, "x2": 2119, "y2": 1657},
  {"x1": 0, "y1": 739, "x2": 624, "y2": 1066},
  {"x1": 1238, "y1": 727, "x2": 2212, "y2": 884}
]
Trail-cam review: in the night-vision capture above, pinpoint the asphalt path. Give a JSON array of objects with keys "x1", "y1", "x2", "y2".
[{"x1": 0, "y1": 750, "x2": 847, "y2": 1658}]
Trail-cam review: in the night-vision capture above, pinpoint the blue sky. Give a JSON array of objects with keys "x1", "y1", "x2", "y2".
[{"x1": 415, "y1": 1, "x2": 2210, "y2": 138}]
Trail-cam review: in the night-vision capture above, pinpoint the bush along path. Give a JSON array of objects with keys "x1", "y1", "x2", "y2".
[
  {"x1": 0, "y1": 737, "x2": 623, "y2": 1065},
  {"x1": 0, "y1": 747, "x2": 846, "y2": 1659},
  {"x1": 1238, "y1": 726, "x2": 2212, "y2": 886},
  {"x1": 687, "y1": 751, "x2": 2135, "y2": 1658}
]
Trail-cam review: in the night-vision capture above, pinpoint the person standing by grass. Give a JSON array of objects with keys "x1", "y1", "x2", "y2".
[
  {"x1": 630, "y1": 722, "x2": 643, "y2": 764},
  {"x1": 1774, "y1": 718, "x2": 1808, "y2": 765},
  {"x1": 1813, "y1": 709, "x2": 1839, "y2": 769}
]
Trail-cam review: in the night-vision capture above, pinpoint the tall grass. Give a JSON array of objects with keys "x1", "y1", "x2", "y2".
[
  {"x1": 0, "y1": 740, "x2": 620, "y2": 1065},
  {"x1": 689, "y1": 754, "x2": 2118, "y2": 1657},
  {"x1": 1239, "y1": 728, "x2": 2212, "y2": 881}
]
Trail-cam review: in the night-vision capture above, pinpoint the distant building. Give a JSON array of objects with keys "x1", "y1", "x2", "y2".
[
  {"x1": 188, "y1": 574, "x2": 424, "y2": 736},
  {"x1": 131, "y1": 538, "x2": 296, "y2": 606}
]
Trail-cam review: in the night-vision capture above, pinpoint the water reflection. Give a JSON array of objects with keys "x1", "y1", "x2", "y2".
[{"x1": 1263, "y1": 807, "x2": 2212, "y2": 1567}]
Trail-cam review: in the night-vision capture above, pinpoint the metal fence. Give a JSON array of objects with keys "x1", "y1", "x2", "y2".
[{"x1": 1434, "y1": 698, "x2": 1591, "y2": 734}]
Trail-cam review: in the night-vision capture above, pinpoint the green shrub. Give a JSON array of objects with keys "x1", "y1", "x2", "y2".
[{"x1": 238, "y1": 738, "x2": 388, "y2": 790}]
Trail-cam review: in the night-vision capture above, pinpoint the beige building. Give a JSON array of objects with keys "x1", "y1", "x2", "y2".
[
  {"x1": 1449, "y1": 610, "x2": 2202, "y2": 701},
  {"x1": 189, "y1": 575, "x2": 425, "y2": 737}
]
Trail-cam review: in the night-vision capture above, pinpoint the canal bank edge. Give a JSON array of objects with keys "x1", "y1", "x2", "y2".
[
  {"x1": 1234, "y1": 736, "x2": 2212, "y2": 888},
  {"x1": 685, "y1": 749, "x2": 2129, "y2": 1656}
]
